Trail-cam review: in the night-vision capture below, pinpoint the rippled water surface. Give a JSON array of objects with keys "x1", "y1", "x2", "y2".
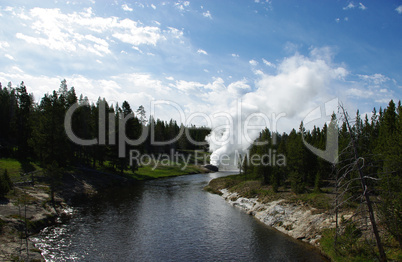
[{"x1": 32, "y1": 172, "x2": 326, "y2": 261}]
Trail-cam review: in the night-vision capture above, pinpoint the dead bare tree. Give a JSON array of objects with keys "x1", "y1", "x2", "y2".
[{"x1": 337, "y1": 104, "x2": 387, "y2": 261}]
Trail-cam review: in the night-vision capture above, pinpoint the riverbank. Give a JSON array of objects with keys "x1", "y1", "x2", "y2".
[
  {"x1": 219, "y1": 188, "x2": 335, "y2": 247},
  {"x1": 0, "y1": 161, "x2": 208, "y2": 261},
  {"x1": 205, "y1": 174, "x2": 402, "y2": 261},
  {"x1": 204, "y1": 174, "x2": 340, "y2": 260}
]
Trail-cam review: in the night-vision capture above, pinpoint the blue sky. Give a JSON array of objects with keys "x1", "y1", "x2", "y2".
[{"x1": 0, "y1": 0, "x2": 401, "y2": 133}]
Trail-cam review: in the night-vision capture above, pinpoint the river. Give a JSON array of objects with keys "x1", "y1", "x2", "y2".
[{"x1": 32, "y1": 172, "x2": 326, "y2": 261}]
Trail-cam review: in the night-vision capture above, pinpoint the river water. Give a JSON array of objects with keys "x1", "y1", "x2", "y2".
[{"x1": 32, "y1": 172, "x2": 326, "y2": 261}]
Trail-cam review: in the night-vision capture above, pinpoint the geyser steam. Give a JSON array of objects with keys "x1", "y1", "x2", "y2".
[{"x1": 205, "y1": 49, "x2": 347, "y2": 168}]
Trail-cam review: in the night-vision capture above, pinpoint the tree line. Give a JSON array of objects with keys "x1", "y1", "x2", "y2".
[{"x1": 0, "y1": 80, "x2": 210, "y2": 174}]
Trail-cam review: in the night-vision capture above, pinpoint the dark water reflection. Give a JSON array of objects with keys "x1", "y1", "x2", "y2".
[{"x1": 33, "y1": 172, "x2": 326, "y2": 261}]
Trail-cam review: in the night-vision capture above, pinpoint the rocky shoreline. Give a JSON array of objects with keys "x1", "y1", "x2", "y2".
[
  {"x1": 0, "y1": 185, "x2": 70, "y2": 261},
  {"x1": 219, "y1": 188, "x2": 337, "y2": 247},
  {"x1": 0, "y1": 170, "x2": 136, "y2": 261}
]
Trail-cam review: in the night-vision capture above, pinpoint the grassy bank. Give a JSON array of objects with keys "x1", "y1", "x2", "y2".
[
  {"x1": 0, "y1": 157, "x2": 208, "y2": 183},
  {"x1": 0, "y1": 158, "x2": 43, "y2": 182},
  {"x1": 128, "y1": 164, "x2": 207, "y2": 180},
  {"x1": 204, "y1": 173, "x2": 333, "y2": 210}
]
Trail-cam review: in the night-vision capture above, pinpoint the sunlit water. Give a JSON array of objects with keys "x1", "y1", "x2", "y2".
[{"x1": 32, "y1": 172, "x2": 326, "y2": 261}]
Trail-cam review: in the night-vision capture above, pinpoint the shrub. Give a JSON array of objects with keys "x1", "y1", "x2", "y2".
[{"x1": 0, "y1": 169, "x2": 13, "y2": 197}]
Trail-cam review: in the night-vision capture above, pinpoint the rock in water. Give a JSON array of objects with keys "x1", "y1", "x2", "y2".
[{"x1": 204, "y1": 164, "x2": 219, "y2": 172}]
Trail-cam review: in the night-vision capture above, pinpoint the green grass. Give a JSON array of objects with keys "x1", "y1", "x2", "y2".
[
  {"x1": 204, "y1": 174, "x2": 277, "y2": 201},
  {"x1": 0, "y1": 158, "x2": 42, "y2": 182},
  {"x1": 123, "y1": 164, "x2": 207, "y2": 180},
  {"x1": 205, "y1": 174, "x2": 334, "y2": 209},
  {"x1": 204, "y1": 173, "x2": 244, "y2": 193},
  {"x1": 287, "y1": 192, "x2": 333, "y2": 210},
  {"x1": 319, "y1": 227, "x2": 402, "y2": 262}
]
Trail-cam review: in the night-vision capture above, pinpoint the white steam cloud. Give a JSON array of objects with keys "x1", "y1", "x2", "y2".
[{"x1": 206, "y1": 49, "x2": 347, "y2": 168}]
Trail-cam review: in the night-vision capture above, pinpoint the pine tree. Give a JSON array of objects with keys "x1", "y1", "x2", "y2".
[
  {"x1": 287, "y1": 128, "x2": 305, "y2": 193},
  {"x1": 136, "y1": 105, "x2": 147, "y2": 125},
  {"x1": 376, "y1": 100, "x2": 402, "y2": 248}
]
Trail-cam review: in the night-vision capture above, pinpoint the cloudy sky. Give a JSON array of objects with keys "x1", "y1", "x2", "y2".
[{"x1": 0, "y1": 0, "x2": 401, "y2": 133}]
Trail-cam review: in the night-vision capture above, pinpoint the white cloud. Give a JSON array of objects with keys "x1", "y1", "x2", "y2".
[
  {"x1": 175, "y1": 1, "x2": 190, "y2": 11},
  {"x1": 175, "y1": 80, "x2": 203, "y2": 92},
  {"x1": 13, "y1": 7, "x2": 164, "y2": 56},
  {"x1": 358, "y1": 3, "x2": 367, "y2": 10},
  {"x1": 112, "y1": 23, "x2": 161, "y2": 46},
  {"x1": 249, "y1": 52, "x2": 347, "y2": 118},
  {"x1": 343, "y1": 3, "x2": 355, "y2": 10},
  {"x1": 284, "y1": 42, "x2": 300, "y2": 53},
  {"x1": 227, "y1": 79, "x2": 250, "y2": 95},
  {"x1": 249, "y1": 59, "x2": 258, "y2": 66},
  {"x1": 151, "y1": 4, "x2": 156, "y2": 10},
  {"x1": 343, "y1": 2, "x2": 366, "y2": 11},
  {"x1": 344, "y1": 73, "x2": 398, "y2": 103},
  {"x1": 17, "y1": 10, "x2": 31, "y2": 20},
  {"x1": 231, "y1": 53, "x2": 239, "y2": 58},
  {"x1": 358, "y1": 73, "x2": 390, "y2": 86},
  {"x1": 165, "y1": 76, "x2": 174, "y2": 81},
  {"x1": 375, "y1": 98, "x2": 394, "y2": 103},
  {"x1": 122, "y1": 4, "x2": 133, "y2": 12},
  {"x1": 396, "y1": 5, "x2": 402, "y2": 14},
  {"x1": 11, "y1": 66, "x2": 24, "y2": 73},
  {"x1": 203, "y1": 10, "x2": 212, "y2": 19},
  {"x1": 5, "y1": 54, "x2": 14, "y2": 60},
  {"x1": 335, "y1": 18, "x2": 340, "y2": 23},
  {"x1": 197, "y1": 49, "x2": 208, "y2": 55},
  {"x1": 262, "y1": 58, "x2": 275, "y2": 67},
  {"x1": 113, "y1": 73, "x2": 170, "y2": 94},
  {"x1": 167, "y1": 27, "x2": 183, "y2": 38},
  {"x1": 0, "y1": 41, "x2": 10, "y2": 49},
  {"x1": 254, "y1": 69, "x2": 264, "y2": 76},
  {"x1": 346, "y1": 88, "x2": 373, "y2": 98}
]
